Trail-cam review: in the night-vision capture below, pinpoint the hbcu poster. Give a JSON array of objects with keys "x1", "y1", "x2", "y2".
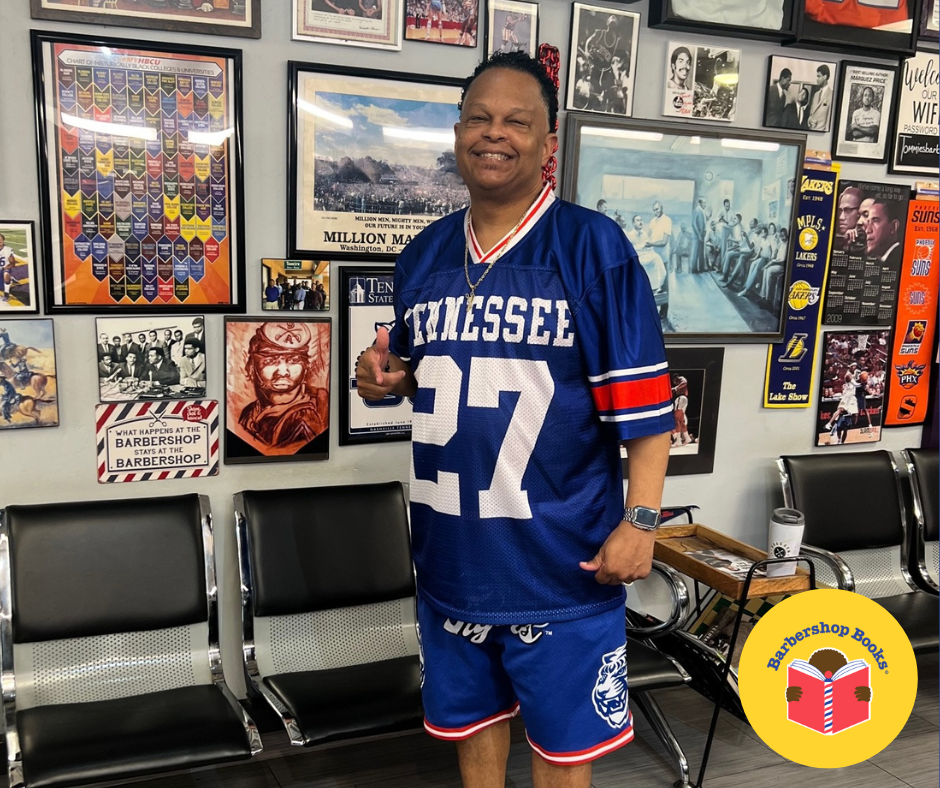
[
  {"x1": 764, "y1": 168, "x2": 838, "y2": 408},
  {"x1": 885, "y1": 200, "x2": 939, "y2": 426}
]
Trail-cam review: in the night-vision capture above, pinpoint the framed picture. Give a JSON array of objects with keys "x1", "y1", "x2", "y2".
[
  {"x1": 793, "y1": 0, "x2": 917, "y2": 56},
  {"x1": 921, "y1": 0, "x2": 940, "y2": 42},
  {"x1": 0, "y1": 320, "x2": 59, "y2": 430},
  {"x1": 485, "y1": 0, "x2": 539, "y2": 57},
  {"x1": 0, "y1": 221, "x2": 40, "y2": 314},
  {"x1": 889, "y1": 51, "x2": 939, "y2": 176},
  {"x1": 763, "y1": 55, "x2": 838, "y2": 133},
  {"x1": 31, "y1": 31, "x2": 246, "y2": 315},
  {"x1": 293, "y1": 0, "x2": 403, "y2": 50},
  {"x1": 622, "y1": 347, "x2": 723, "y2": 476},
  {"x1": 261, "y1": 259, "x2": 330, "y2": 311},
  {"x1": 567, "y1": 3, "x2": 640, "y2": 116},
  {"x1": 338, "y1": 266, "x2": 412, "y2": 446},
  {"x1": 289, "y1": 62, "x2": 468, "y2": 261},
  {"x1": 563, "y1": 114, "x2": 806, "y2": 343},
  {"x1": 224, "y1": 316, "x2": 331, "y2": 464},
  {"x1": 832, "y1": 61, "x2": 899, "y2": 164},
  {"x1": 404, "y1": 0, "x2": 480, "y2": 46},
  {"x1": 30, "y1": 0, "x2": 261, "y2": 39},
  {"x1": 648, "y1": 0, "x2": 797, "y2": 42},
  {"x1": 662, "y1": 42, "x2": 741, "y2": 122},
  {"x1": 94, "y1": 315, "x2": 207, "y2": 403},
  {"x1": 814, "y1": 330, "x2": 890, "y2": 447}
]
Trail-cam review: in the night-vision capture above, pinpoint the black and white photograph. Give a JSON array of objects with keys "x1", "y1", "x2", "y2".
[
  {"x1": 294, "y1": 0, "x2": 403, "y2": 50},
  {"x1": 567, "y1": 3, "x2": 640, "y2": 116},
  {"x1": 889, "y1": 51, "x2": 939, "y2": 176},
  {"x1": 485, "y1": 0, "x2": 538, "y2": 57},
  {"x1": 404, "y1": 0, "x2": 480, "y2": 46},
  {"x1": 94, "y1": 316, "x2": 207, "y2": 403},
  {"x1": 261, "y1": 260, "x2": 330, "y2": 311},
  {"x1": 814, "y1": 330, "x2": 890, "y2": 447},
  {"x1": 764, "y1": 55, "x2": 837, "y2": 132},
  {"x1": 832, "y1": 62, "x2": 899, "y2": 164},
  {"x1": 663, "y1": 42, "x2": 740, "y2": 122}
]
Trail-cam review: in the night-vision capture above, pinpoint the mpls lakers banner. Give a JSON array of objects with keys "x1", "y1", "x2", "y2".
[
  {"x1": 764, "y1": 168, "x2": 838, "y2": 408},
  {"x1": 885, "y1": 200, "x2": 939, "y2": 426},
  {"x1": 96, "y1": 400, "x2": 219, "y2": 483}
]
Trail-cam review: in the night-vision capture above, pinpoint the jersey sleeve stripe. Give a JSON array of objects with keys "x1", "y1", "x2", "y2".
[
  {"x1": 587, "y1": 361, "x2": 669, "y2": 383},
  {"x1": 591, "y1": 373, "x2": 672, "y2": 413},
  {"x1": 599, "y1": 404, "x2": 674, "y2": 423}
]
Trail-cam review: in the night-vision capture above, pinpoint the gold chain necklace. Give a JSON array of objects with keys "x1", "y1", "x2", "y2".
[{"x1": 463, "y1": 201, "x2": 533, "y2": 310}]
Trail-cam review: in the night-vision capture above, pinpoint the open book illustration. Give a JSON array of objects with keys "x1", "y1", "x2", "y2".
[{"x1": 787, "y1": 659, "x2": 871, "y2": 734}]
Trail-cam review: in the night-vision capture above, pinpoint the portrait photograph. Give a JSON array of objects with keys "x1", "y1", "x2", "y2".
[
  {"x1": 0, "y1": 221, "x2": 39, "y2": 314},
  {"x1": 832, "y1": 62, "x2": 898, "y2": 164},
  {"x1": 290, "y1": 64, "x2": 467, "y2": 260},
  {"x1": 663, "y1": 43, "x2": 740, "y2": 122},
  {"x1": 261, "y1": 259, "x2": 330, "y2": 311},
  {"x1": 814, "y1": 330, "x2": 890, "y2": 447},
  {"x1": 763, "y1": 55, "x2": 838, "y2": 133},
  {"x1": 565, "y1": 115, "x2": 805, "y2": 344},
  {"x1": 224, "y1": 317, "x2": 331, "y2": 463},
  {"x1": 485, "y1": 0, "x2": 539, "y2": 58},
  {"x1": 294, "y1": 0, "x2": 402, "y2": 50},
  {"x1": 0, "y1": 320, "x2": 58, "y2": 430},
  {"x1": 94, "y1": 315, "x2": 207, "y2": 403},
  {"x1": 404, "y1": 0, "x2": 480, "y2": 46},
  {"x1": 567, "y1": 3, "x2": 640, "y2": 117}
]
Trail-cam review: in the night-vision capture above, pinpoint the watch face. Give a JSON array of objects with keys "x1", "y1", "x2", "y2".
[{"x1": 631, "y1": 506, "x2": 661, "y2": 528}]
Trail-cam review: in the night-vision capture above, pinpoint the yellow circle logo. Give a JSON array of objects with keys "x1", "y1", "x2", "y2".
[
  {"x1": 787, "y1": 280, "x2": 820, "y2": 311},
  {"x1": 799, "y1": 227, "x2": 819, "y2": 250},
  {"x1": 738, "y1": 589, "x2": 916, "y2": 768}
]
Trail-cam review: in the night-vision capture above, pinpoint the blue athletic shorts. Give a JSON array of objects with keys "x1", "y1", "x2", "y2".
[
  {"x1": 417, "y1": 596, "x2": 633, "y2": 764},
  {"x1": 430, "y1": 0, "x2": 443, "y2": 10}
]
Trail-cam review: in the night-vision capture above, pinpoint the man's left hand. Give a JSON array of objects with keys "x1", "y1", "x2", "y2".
[{"x1": 580, "y1": 523, "x2": 656, "y2": 585}]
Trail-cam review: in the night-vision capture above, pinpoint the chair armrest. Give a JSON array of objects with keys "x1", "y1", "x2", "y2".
[
  {"x1": 626, "y1": 560, "x2": 691, "y2": 637},
  {"x1": 801, "y1": 543, "x2": 855, "y2": 591}
]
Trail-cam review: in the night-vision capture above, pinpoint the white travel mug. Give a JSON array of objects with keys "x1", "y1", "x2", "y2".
[{"x1": 767, "y1": 508, "x2": 805, "y2": 577}]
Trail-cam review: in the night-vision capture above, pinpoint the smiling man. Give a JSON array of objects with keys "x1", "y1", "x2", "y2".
[{"x1": 356, "y1": 52, "x2": 672, "y2": 788}]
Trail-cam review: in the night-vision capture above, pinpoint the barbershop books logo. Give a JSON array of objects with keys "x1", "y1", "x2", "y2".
[{"x1": 738, "y1": 589, "x2": 916, "y2": 768}]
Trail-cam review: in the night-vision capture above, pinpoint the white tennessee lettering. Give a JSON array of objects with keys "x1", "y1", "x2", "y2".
[
  {"x1": 405, "y1": 295, "x2": 575, "y2": 349},
  {"x1": 443, "y1": 619, "x2": 493, "y2": 644}
]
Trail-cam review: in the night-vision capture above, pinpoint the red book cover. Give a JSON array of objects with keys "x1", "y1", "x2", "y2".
[{"x1": 787, "y1": 660, "x2": 870, "y2": 734}]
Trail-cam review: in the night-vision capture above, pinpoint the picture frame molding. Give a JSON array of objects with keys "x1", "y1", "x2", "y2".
[{"x1": 830, "y1": 59, "x2": 900, "y2": 165}]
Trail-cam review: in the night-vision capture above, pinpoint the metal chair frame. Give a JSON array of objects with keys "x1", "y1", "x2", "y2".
[{"x1": 901, "y1": 449, "x2": 939, "y2": 595}]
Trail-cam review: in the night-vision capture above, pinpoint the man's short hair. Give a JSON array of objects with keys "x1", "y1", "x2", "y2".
[
  {"x1": 149, "y1": 346, "x2": 165, "y2": 360},
  {"x1": 632, "y1": 214, "x2": 642, "y2": 223},
  {"x1": 779, "y1": 68, "x2": 792, "y2": 81},
  {"x1": 817, "y1": 64, "x2": 830, "y2": 80},
  {"x1": 871, "y1": 196, "x2": 903, "y2": 225},
  {"x1": 459, "y1": 51, "x2": 559, "y2": 133},
  {"x1": 841, "y1": 186, "x2": 865, "y2": 204}
]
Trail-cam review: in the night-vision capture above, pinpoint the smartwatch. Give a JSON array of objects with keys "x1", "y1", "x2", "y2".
[{"x1": 623, "y1": 505, "x2": 661, "y2": 532}]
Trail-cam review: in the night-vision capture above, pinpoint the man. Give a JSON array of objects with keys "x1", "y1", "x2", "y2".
[
  {"x1": 704, "y1": 220, "x2": 723, "y2": 271},
  {"x1": 808, "y1": 64, "x2": 832, "y2": 131},
  {"x1": 583, "y1": 15, "x2": 624, "y2": 109},
  {"x1": 121, "y1": 349, "x2": 142, "y2": 385},
  {"x1": 98, "y1": 353, "x2": 123, "y2": 383},
  {"x1": 264, "y1": 279, "x2": 282, "y2": 310},
  {"x1": 0, "y1": 234, "x2": 20, "y2": 303},
  {"x1": 238, "y1": 321, "x2": 328, "y2": 447},
  {"x1": 861, "y1": 196, "x2": 902, "y2": 266},
  {"x1": 185, "y1": 317, "x2": 206, "y2": 351},
  {"x1": 500, "y1": 11, "x2": 522, "y2": 53},
  {"x1": 169, "y1": 329, "x2": 186, "y2": 367},
  {"x1": 647, "y1": 200, "x2": 673, "y2": 271},
  {"x1": 111, "y1": 335, "x2": 127, "y2": 364},
  {"x1": 690, "y1": 198, "x2": 708, "y2": 274},
  {"x1": 836, "y1": 186, "x2": 864, "y2": 249},
  {"x1": 671, "y1": 375, "x2": 692, "y2": 447},
  {"x1": 766, "y1": 67, "x2": 792, "y2": 127},
  {"x1": 356, "y1": 52, "x2": 672, "y2": 788},
  {"x1": 96, "y1": 332, "x2": 115, "y2": 361},
  {"x1": 177, "y1": 340, "x2": 207, "y2": 390},
  {"x1": 850, "y1": 86, "x2": 881, "y2": 143},
  {"x1": 143, "y1": 347, "x2": 179, "y2": 389},
  {"x1": 596, "y1": 198, "x2": 608, "y2": 216},
  {"x1": 135, "y1": 333, "x2": 148, "y2": 358},
  {"x1": 145, "y1": 330, "x2": 162, "y2": 356},
  {"x1": 626, "y1": 214, "x2": 667, "y2": 298},
  {"x1": 667, "y1": 46, "x2": 692, "y2": 90}
]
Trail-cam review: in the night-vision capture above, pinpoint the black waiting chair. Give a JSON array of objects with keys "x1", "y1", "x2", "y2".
[
  {"x1": 234, "y1": 482, "x2": 423, "y2": 747},
  {"x1": 778, "y1": 451, "x2": 939, "y2": 654},
  {"x1": 901, "y1": 448, "x2": 939, "y2": 594},
  {"x1": 0, "y1": 494, "x2": 261, "y2": 788}
]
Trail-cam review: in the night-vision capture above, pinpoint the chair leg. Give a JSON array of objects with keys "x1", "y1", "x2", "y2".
[{"x1": 632, "y1": 691, "x2": 691, "y2": 788}]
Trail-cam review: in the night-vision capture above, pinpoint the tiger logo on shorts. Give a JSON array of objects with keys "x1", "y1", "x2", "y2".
[
  {"x1": 592, "y1": 644, "x2": 629, "y2": 728},
  {"x1": 416, "y1": 621, "x2": 425, "y2": 689}
]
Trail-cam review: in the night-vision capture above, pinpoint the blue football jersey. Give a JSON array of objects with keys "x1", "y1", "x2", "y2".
[{"x1": 389, "y1": 187, "x2": 673, "y2": 624}]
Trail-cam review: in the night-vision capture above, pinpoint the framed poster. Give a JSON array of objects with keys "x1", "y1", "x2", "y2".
[
  {"x1": 261, "y1": 259, "x2": 330, "y2": 311},
  {"x1": 889, "y1": 51, "x2": 939, "y2": 176},
  {"x1": 648, "y1": 0, "x2": 797, "y2": 42},
  {"x1": 485, "y1": 0, "x2": 539, "y2": 57},
  {"x1": 289, "y1": 62, "x2": 467, "y2": 261},
  {"x1": 563, "y1": 114, "x2": 806, "y2": 343},
  {"x1": 31, "y1": 32, "x2": 245, "y2": 314},
  {"x1": 94, "y1": 315, "x2": 207, "y2": 403},
  {"x1": 567, "y1": 3, "x2": 640, "y2": 116},
  {"x1": 662, "y1": 42, "x2": 740, "y2": 122},
  {"x1": 921, "y1": 0, "x2": 940, "y2": 42},
  {"x1": 293, "y1": 0, "x2": 403, "y2": 50},
  {"x1": 823, "y1": 180, "x2": 910, "y2": 328},
  {"x1": 0, "y1": 221, "x2": 40, "y2": 314},
  {"x1": 763, "y1": 55, "x2": 838, "y2": 132},
  {"x1": 30, "y1": 0, "x2": 261, "y2": 39},
  {"x1": 339, "y1": 266, "x2": 412, "y2": 446},
  {"x1": 0, "y1": 320, "x2": 59, "y2": 430},
  {"x1": 793, "y1": 0, "x2": 918, "y2": 55},
  {"x1": 404, "y1": 0, "x2": 480, "y2": 46},
  {"x1": 831, "y1": 61, "x2": 899, "y2": 164},
  {"x1": 224, "y1": 316, "x2": 331, "y2": 464},
  {"x1": 814, "y1": 330, "x2": 890, "y2": 447}
]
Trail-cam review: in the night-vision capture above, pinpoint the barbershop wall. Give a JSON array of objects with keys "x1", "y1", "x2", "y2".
[{"x1": 0, "y1": 1, "x2": 924, "y2": 695}]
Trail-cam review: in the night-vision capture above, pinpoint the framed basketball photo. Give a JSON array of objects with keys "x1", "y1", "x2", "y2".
[
  {"x1": 404, "y1": 0, "x2": 480, "y2": 46},
  {"x1": 485, "y1": 0, "x2": 539, "y2": 58},
  {"x1": 0, "y1": 221, "x2": 40, "y2": 314}
]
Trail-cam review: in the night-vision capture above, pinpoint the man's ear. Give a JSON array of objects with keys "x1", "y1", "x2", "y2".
[{"x1": 542, "y1": 132, "x2": 558, "y2": 167}]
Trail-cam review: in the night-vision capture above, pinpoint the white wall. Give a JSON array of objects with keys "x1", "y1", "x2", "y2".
[{"x1": 0, "y1": 1, "x2": 924, "y2": 695}]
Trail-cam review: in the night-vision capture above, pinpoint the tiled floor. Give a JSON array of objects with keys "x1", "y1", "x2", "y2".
[{"x1": 75, "y1": 652, "x2": 938, "y2": 788}]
